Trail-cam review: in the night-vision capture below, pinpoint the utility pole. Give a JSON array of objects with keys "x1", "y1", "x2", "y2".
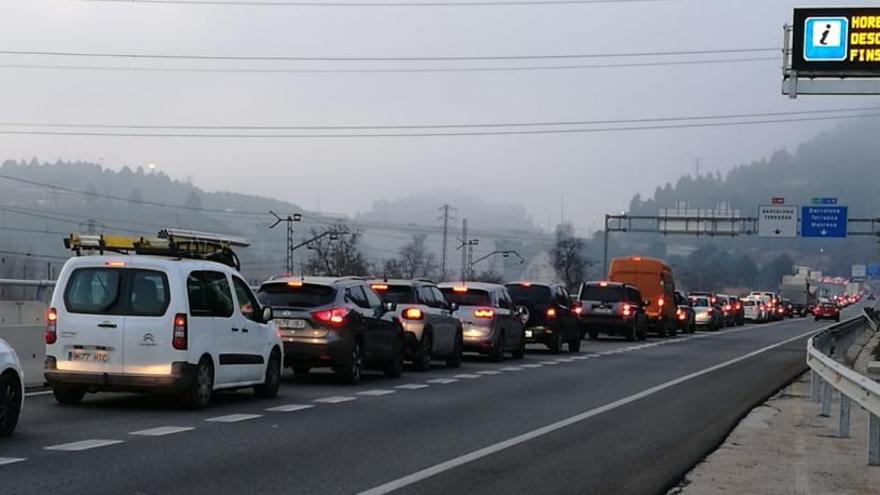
[
  {"x1": 438, "y1": 204, "x2": 455, "y2": 282},
  {"x1": 460, "y1": 219, "x2": 468, "y2": 281},
  {"x1": 269, "y1": 211, "x2": 302, "y2": 275}
]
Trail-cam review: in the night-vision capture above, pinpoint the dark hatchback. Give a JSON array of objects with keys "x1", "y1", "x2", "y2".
[
  {"x1": 505, "y1": 282, "x2": 581, "y2": 353},
  {"x1": 257, "y1": 277, "x2": 405, "y2": 384},
  {"x1": 576, "y1": 282, "x2": 647, "y2": 341}
]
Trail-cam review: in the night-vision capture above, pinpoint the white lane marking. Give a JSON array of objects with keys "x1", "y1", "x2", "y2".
[
  {"x1": 556, "y1": 358, "x2": 575, "y2": 363},
  {"x1": 205, "y1": 414, "x2": 263, "y2": 423},
  {"x1": 314, "y1": 396, "x2": 357, "y2": 404},
  {"x1": 129, "y1": 426, "x2": 194, "y2": 437},
  {"x1": 476, "y1": 370, "x2": 502, "y2": 375},
  {"x1": 24, "y1": 390, "x2": 53, "y2": 398},
  {"x1": 358, "y1": 389, "x2": 396, "y2": 396},
  {"x1": 357, "y1": 327, "x2": 819, "y2": 495},
  {"x1": 426, "y1": 378, "x2": 458, "y2": 385},
  {"x1": 396, "y1": 384, "x2": 429, "y2": 390},
  {"x1": 266, "y1": 404, "x2": 316, "y2": 413},
  {"x1": 453, "y1": 374, "x2": 481, "y2": 379},
  {"x1": 571, "y1": 356, "x2": 589, "y2": 360},
  {"x1": 500, "y1": 366, "x2": 524, "y2": 371},
  {"x1": 539, "y1": 361, "x2": 559, "y2": 365},
  {"x1": 45, "y1": 439, "x2": 124, "y2": 452},
  {"x1": 520, "y1": 364, "x2": 543, "y2": 369},
  {"x1": 0, "y1": 458, "x2": 25, "y2": 466}
]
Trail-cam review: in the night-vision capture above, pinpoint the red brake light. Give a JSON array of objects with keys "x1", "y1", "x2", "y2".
[
  {"x1": 453, "y1": 286, "x2": 468, "y2": 293},
  {"x1": 172, "y1": 313, "x2": 187, "y2": 350},
  {"x1": 710, "y1": 297, "x2": 716, "y2": 304},
  {"x1": 44, "y1": 308, "x2": 57, "y2": 345},
  {"x1": 599, "y1": 282, "x2": 609, "y2": 287},
  {"x1": 371, "y1": 284, "x2": 388, "y2": 291},
  {"x1": 520, "y1": 282, "x2": 532, "y2": 287},
  {"x1": 573, "y1": 306, "x2": 583, "y2": 315},
  {"x1": 622, "y1": 304, "x2": 632, "y2": 317},
  {"x1": 546, "y1": 307, "x2": 557, "y2": 319},
  {"x1": 473, "y1": 308, "x2": 495, "y2": 319},
  {"x1": 104, "y1": 260, "x2": 126, "y2": 268},
  {"x1": 312, "y1": 307, "x2": 350, "y2": 325},
  {"x1": 658, "y1": 297, "x2": 665, "y2": 308},
  {"x1": 402, "y1": 307, "x2": 424, "y2": 320},
  {"x1": 724, "y1": 304, "x2": 732, "y2": 312}
]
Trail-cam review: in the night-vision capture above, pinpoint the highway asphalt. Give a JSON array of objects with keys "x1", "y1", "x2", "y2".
[{"x1": 0, "y1": 309, "x2": 858, "y2": 495}]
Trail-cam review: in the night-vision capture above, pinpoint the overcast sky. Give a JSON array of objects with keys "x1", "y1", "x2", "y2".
[{"x1": 0, "y1": 0, "x2": 872, "y2": 234}]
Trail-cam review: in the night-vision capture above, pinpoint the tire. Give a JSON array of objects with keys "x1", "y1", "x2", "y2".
[
  {"x1": 254, "y1": 349, "x2": 281, "y2": 399},
  {"x1": 383, "y1": 338, "x2": 405, "y2": 379},
  {"x1": 53, "y1": 385, "x2": 85, "y2": 406},
  {"x1": 588, "y1": 328, "x2": 599, "y2": 340},
  {"x1": 548, "y1": 331, "x2": 563, "y2": 354},
  {"x1": 637, "y1": 320, "x2": 648, "y2": 341},
  {"x1": 181, "y1": 358, "x2": 213, "y2": 410},
  {"x1": 413, "y1": 332, "x2": 433, "y2": 372},
  {"x1": 292, "y1": 365, "x2": 311, "y2": 376},
  {"x1": 512, "y1": 334, "x2": 526, "y2": 359},
  {"x1": 656, "y1": 322, "x2": 668, "y2": 338},
  {"x1": 568, "y1": 336, "x2": 582, "y2": 353},
  {"x1": 0, "y1": 372, "x2": 22, "y2": 437},
  {"x1": 336, "y1": 340, "x2": 363, "y2": 384},
  {"x1": 667, "y1": 321, "x2": 678, "y2": 337},
  {"x1": 625, "y1": 320, "x2": 637, "y2": 342},
  {"x1": 445, "y1": 330, "x2": 463, "y2": 368},
  {"x1": 490, "y1": 333, "x2": 505, "y2": 363}
]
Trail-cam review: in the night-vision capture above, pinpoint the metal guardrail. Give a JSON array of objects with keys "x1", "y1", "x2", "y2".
[
  {"x1": 0, "y1": 278, "x2": 56, "y2": 302},
  {"x1": 806, "y1": 307, "x2": 880, "y2": 465}
]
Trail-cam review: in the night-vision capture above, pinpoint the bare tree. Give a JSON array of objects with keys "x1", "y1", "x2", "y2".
[
  {"x1": 304, "y1": 227, "x2": 369, "y2": 276},
  {"x1": 382, "y1": 234, "x2": 438, "y2": 280},
  {"x1": 551, "y1": 223, "x2": 588, "y2": 290}
]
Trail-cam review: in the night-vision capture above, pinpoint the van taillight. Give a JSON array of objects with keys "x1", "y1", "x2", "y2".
[
  {"x1": 172, "y1": 313, "x2": 188, "y2": 350},
  {"x1": 658, "y1": 298, "x2": 665, "y2": 308},
  {"x1": 45, "y1": 308, "x2": 57, "y2": 345}
]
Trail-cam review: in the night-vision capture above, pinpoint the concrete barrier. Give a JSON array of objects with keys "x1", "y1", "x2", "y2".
[{"x1": 0, "y1": 301, "x2": 47, "y2": 387}]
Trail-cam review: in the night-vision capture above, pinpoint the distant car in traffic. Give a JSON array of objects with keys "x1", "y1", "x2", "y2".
[
  {"x1": 576, "y1": 281, "x2": 648, "y2": 341},
  {"x1": 813, "y1": 302, "x2": 841, "y2": 322},
  {"x1": 0, "y1": 338, "x2": 23, "y2": 437},
  {"x1": 742, "y1": 298, "x2": 766, "y2": 323},
  {"x1": 368, "y1": 279, "x2": 463, "y2": 370},
  {"x1": 674, "y1": 290, "x2": 696, "y2": 334},
  {"x1": 716, "y1": 295, "x2": 739, "y2": 327},
  {"x1": 505, "y1": 282, "x2": 581, "y2": 353},
  {"x1": 607, "y1": 257, "x2": 678, "y2": 337},
  {"x1": 439, "y1": 282, "x2": 525, "y2": 361},
  {"x1": 259, "y1": 277, "x2": 405, "y2": 383},
  {"x1": 691, "y1": 296, "x2": 721, "y2": 331}
]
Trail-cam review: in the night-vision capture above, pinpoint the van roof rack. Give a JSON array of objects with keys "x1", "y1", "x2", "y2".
[{"x1": 63, "y1": 229, "x2": 250, "y2": 270}]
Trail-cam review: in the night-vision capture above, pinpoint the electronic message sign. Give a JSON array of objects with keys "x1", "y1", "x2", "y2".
[{"x1": 793, "y1": 8, "x2": 880, "y2": 75}]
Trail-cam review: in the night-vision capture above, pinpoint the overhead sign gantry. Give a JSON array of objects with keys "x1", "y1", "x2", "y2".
[{"x1": 783, "y1": 7, "x2": 880, "y2": 97}]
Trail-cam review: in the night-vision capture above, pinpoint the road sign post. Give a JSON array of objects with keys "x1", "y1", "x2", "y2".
[{"x1": 801, "y1": 206, "x2": 849, "y2": 238}]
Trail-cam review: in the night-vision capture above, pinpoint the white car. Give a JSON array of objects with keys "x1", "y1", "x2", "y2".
[
  {"x1": 44, "y1": 231, "x2": 283, "y2": 409},
  {"x1": 742, "y1": 298, "x2": 766, "y2": 322},
  {"x1": 0, "y1": 337, "x2": 24, "y2": 437}
]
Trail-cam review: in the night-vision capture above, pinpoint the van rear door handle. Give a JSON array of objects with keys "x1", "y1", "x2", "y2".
[
  {"x1": 231, "y1": 327, "x2": 239, "y2": 332},
  {"x1": 241, "y1": 328, "x2": 249, "y2": 333},
  {"x1": 97, "y1": 323, "x2": 117, "y2": 329}
]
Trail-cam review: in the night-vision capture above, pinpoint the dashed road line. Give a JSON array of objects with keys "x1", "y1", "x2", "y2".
[
  {"x1": 45, "y1": 439, "x2": 124, "y2": 452},
  {"x1": 314, "y1": 396, "x2": 357, "y2": 404},
  {"x1": 521, "y1": 363, "x2": 543, "y2": 369},
  {"x1": 205, "y1": 413, "x2": 263, "y2": 423},
  {"x1": 427, "y1": 378, "x2": 459, "y2": 385},
  {"x1": 0, "y1": 458, "x2": 25, "y2": 466},
  {"x1": 129, "y1": 426, "x2": 194, "y2": 437},
  {"x1": 396, "y1": 384, "x2": 429, "y2": 390},
  {"x1": 555, "y1": 358, "x2": 575, "y2": 363},
  {"x1": 500, "y1": 366, "x2": 524, "y2": 371},
  {"x1": 453, "y1": 374, "x2": 481, "y2": 379},
  {"x1": 539, "y1": 361, "x2": 560, "y2": 365},
  {"x1": 476, "y1": 370, "x2": 502, "y2": 375},
  {"x1": 266, "y1": 404, "x2": 315, "y2": 413},
  {"x1": 358, "y1": 389, "x2": 396, "y2": 396}
]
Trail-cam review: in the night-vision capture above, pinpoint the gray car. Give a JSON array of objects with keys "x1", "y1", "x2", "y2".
[
  {"x1": 438, "y1": 282, "x2": 525, "y2": 362},
  {"x1": 368, "y1": 279, "x2": 463, "y2": 371}
]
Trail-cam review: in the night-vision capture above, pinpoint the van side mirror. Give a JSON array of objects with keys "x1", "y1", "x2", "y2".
[
  {"x1": 383, "y1": 301, "x2": 397, "y2": 313},
  {"x1": 449, "y1": 302, "x2": 459, "y2": 312},
  {"x1": 262, "y1": 306, "x2": 273, "y2": 323}
]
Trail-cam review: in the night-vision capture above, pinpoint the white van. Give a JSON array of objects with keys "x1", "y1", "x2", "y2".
[{"x1": 44, "y1": 231, "x2": 282, "y2": 409}]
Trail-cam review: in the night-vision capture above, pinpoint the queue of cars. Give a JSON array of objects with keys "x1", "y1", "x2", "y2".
[{"x1": 0, "y1": 234, "x2": 864, "y2": 439}]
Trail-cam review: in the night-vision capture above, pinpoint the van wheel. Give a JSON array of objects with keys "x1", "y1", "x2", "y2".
[
  {"x1": 255, "y1": 349, "x2": 281, "y2": 399},
  {"x1": 182, "y1": 358, "x2": 213, "y2": 410},
  {"x1": 336, "y1": 340, "x2": 363, "y2": 384},
  {"x1": 548, "y1": 332, "x2": 563, "y2": 354},
  {"x1": 0, "y1": 372, "x2": 22, "y2": 437},
  {"x1": 52, "y1": 385, "x2": 85, "y2": 406},
  {"x1": 445, "y1": 331, "x2": 463, "y2": 368},
  {"x1": 413, "y1": 332, "x2": 433, "y2": 372}
]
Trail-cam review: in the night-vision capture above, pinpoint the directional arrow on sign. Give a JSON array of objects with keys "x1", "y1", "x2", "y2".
[
  {"x1": 821, "y1": 229, "x2": 828, "y2": 236},
  {"x1": 774, "y1": 229, "x2": 781, "y2": 235}
]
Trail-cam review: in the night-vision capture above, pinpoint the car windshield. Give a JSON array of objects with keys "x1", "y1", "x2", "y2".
[
  {"x1": 257, "y1": 283, "x2": 336, "y2": 308},
  {"x1": 441, "y1": 288, "x2": 492, "y2": 306},
  {"x1": 580, "y1": 285, "x2": 626, "y2": 303},
  {"x1": 505, "y1": 285, "x2": 552, "y2": 304}
]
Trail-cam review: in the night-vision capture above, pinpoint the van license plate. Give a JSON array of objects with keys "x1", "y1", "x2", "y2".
[
  {"x1": 68, "y1": 350, "x2": 109, "y2": 363},
  {"x1": 593, "y1": 308, "x2": 613, "y2": 315}
]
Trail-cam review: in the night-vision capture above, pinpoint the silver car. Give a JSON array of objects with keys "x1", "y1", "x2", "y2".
[
  {"x1": 438, "y1": 282, "x2": 525, "y2": 362},
  {"x1": 369, "y1": 280, "x2": 463, "y2": 370}
]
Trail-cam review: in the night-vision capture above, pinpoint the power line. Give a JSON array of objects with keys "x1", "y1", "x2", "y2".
[
  {"x1": 80, "y1": 0, "x2": 663, "y2": 6},
  {"x1": 0, "y1": 111, "x2": 876, "y2": 138},
  {"x1": 0, "y1": 107, "x2": 869, "y2": 131},
  {"x1": 0, "y1": 56, "x2": 780, "y2": 75},
  {"x1": 0, "y1": 47, "x2": 779, "y2": 62}
]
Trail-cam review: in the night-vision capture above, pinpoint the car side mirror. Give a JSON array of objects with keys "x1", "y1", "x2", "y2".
[
  {"x1": 262, "y1": 306, "x2": 273, "y2": 323},
  {"x1": 383, "y1": 301, "x2": 397, "y2": 313},
  {"x1": 516, "y1": 306, "x2": 527, "y2": 315},
  {"x1": 449, "y1": 302, "x2": 459, "y2": 312},
  {"x1": 643, "y1": 299, "x2": 651, "y2": 307}
]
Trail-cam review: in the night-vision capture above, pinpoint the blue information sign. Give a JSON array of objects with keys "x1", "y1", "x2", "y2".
[
  {"x1": 868, "y1": 263, "x2": 880, "y2": 280},
  {"x1": 801, "y1": 206, "x2": 848, "y2": 238}
]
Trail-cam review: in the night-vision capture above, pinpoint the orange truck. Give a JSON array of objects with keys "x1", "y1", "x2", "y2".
[{"x1": 607, "y1": 256, "x2": 678, "y2": 337}]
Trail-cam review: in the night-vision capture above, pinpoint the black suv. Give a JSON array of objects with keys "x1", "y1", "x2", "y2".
[
  {"x1": 576, "y1": 281, "x2": 647, "y2": 341},
  {"x1": 505, "y1": 282, "x2": 581, "y2": 353},
  {"x1": 257, "y1": 277, "x2": 405, "y2": 384}
]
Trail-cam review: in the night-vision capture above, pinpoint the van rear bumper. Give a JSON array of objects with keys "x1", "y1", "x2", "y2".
[{"x1": 44, "y1": 358, "x2": 196, "y2": 393}]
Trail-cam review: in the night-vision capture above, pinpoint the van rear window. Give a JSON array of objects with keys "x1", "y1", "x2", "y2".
[
  {"x1": 257, "y1": 283, "x2": 337, "y2": 309},
  {"x1": 64, "y1": 268, "x2": 169, "y2": 316}
]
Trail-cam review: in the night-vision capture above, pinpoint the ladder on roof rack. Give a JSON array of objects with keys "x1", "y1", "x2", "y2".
[{"x1": 64, "y1": 229, "x2": 250, "y2": 270}]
